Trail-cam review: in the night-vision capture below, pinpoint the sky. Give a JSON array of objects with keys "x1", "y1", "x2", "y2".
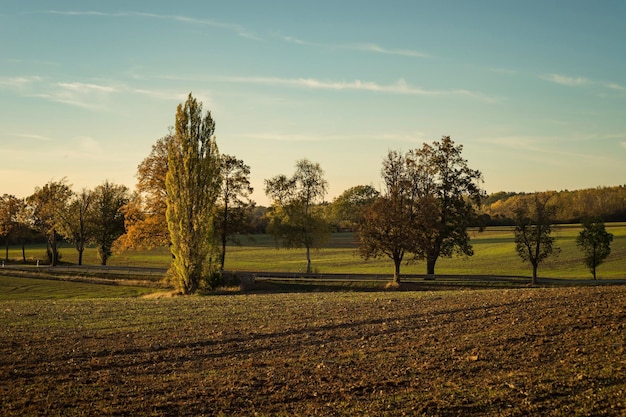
[{"x1": 1, "y1": 1, "x2": 625, "y2": 205}]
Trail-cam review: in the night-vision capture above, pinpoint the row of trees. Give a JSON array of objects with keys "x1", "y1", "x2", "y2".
[
  {"x1": 0, "y1": 180, "x2": 128, "y2": 266},
  {"x1": 497, "y1": 193, "x2": 614, "y2": 284},
  {"x1": 483, "y1": 186, "x2": 626, "y2": 224},
  {"x1": 1, "y1": 93, "x2": 617, "y2": 293}
]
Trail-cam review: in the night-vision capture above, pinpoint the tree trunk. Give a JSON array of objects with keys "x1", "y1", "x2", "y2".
[
  {"x1": 306, "y1": 245, "x2": 311, "y2": 274},
  {"x1": 21, "y1": 240, "x2": 26, "y2": 263},
  {"x1": 50, "y1": 231, "x2": 58, "y2": 266},
  {"x1": 426, "y1": 255, "x2": 437, "y2": 278},
  {"x1": 531, "y1": 264, "x2": 538, "y2": 285},
  {"x1": 78, "y1": 249, "x2": 83, "y2": 266},
  {"x1": 4, "y1": 238, "x2": 8, "y2": 263},
  {"x1": 593, "y1": 265, "x2": 597, "y2": 280},
  {"x1": 393, "y1": 259, "x2": 401, "y2": 284},
  {"x1": 220, "y1": 233, "x2": 227, "y2": 271}
]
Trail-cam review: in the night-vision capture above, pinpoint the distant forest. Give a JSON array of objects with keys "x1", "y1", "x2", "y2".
[{"x1": 481, "y1": 185, "x2": 626, "y2": 225}]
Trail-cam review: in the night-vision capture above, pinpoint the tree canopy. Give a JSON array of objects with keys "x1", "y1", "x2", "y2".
[
  {"x1": 511, "y1": 194, "x2": 559, "y2": 284},
  {"x1": 577, "y1": 217, "x2": 613, "y2": 279},
  {"x1": 265, "y1": 159, "x2": 329, "y2": 274},
  {"x1": 215, "y1": 154, "x2": 255, "y2": 271},
  {"x1": 26, "y1": 179, "x2": 73, "y2": 266},
  {"x1": 166, "y1": 93, "x2": 222, "y2": 294},
  {"x1": 358, "y1": 136, "x2": 483, "y2": 281},
  {"x1": 116, "y1": 135, "x2": 172, "y2": 251}
]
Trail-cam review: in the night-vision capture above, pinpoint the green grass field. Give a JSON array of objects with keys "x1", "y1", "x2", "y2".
[
  {"x1": 3, "y1": 223, "x2": 625, "y2": 280},
  {"x1": 0, "y1": 275, "x2": 159, "y2": 300}
]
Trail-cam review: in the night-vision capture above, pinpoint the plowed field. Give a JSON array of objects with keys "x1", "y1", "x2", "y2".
[{"x1": 2, "y1": 285, "x2": 625, "y2": 416}]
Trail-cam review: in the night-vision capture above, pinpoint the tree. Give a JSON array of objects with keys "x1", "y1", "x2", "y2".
[
  {"x1": 265, "y1": 159, "x2": 329, "y2": 274},
  {"x1": 357, "y1": 137, "x2": 483, "y2": 281},
  {"x1": 215, "y1": 154, "x2": 254, "y2": 271},
  {"x1": 358, "y1": 195, "x2": 416, "y2": 283},
  {"x1": 27, "y1": 179, "x2": 73, "y2": 266},
  {"x1": 166, "y1": 93, "x2": 222, "y2": 294},
  {"x1": 90, "y1": 181, "x2": 129, "y2": 265},
  {"x1": 330, "y1": 185, "x2": 380, "y2": 231},
  {"x1": 411, "y1": 136, "x2": 484, "y2": 276},
  {"x1": 512, "y1": 194, "x2": 558, "y2": 284},
  {"x1": 0, "y1": 194, "x2": 22, "y2": 262},
  {"x1": 116, "y1": 135, "x2": 172, "y2": 251},
  {"x1": 58, "y1": 189, "x2": 92, "y2": 266},
  {"x1": 357, "y1": 151, "x2": 421, "y2": 282},
  {"x1": 577, "y1": 218, "x2": 613, "y2": 279}
]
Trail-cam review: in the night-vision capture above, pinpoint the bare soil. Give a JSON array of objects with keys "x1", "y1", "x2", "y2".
[{"x1": 1, "y1": 285, "x2": 625, "y2": 416}]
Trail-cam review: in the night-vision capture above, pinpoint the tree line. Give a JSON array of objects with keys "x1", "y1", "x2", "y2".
[
  {"x1": 482, "y1": 186, "x2": 626, "y2": 225},
  {"x1": 0, "y1": 93, "x2": 618, "y2": 292}
]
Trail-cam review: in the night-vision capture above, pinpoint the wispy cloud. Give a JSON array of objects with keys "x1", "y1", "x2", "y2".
[
  {"x1": 43, "y1": 10, "x2": 260, "y2": 40},
  {"x1": 350, "y1": 43, "x2": 430, "y2": 58},
  {"x1": 541, "y1": 73, "x2": 590, "y2": 86},
  {"x1": 280, "y1": 35, "x2": 430, "y2": 58},
  {"x1": 57, "y1": 82, "x2": 118, "y2": 94},
  {"x1": 11, "y1": 77, "x2": 185, "y2": 110},
  {"x1": 480, "y1": 134, "x2": 616, "y2": 165},
  {"x1": 540, "y1": 73, "x2": 625, "y2": 91},
  {"x1": 13, "y1": 133, "x2": 53, "y2": 141},
  {"x1": 240, "y1": 131, "x2": 427, "y2": 143},
  {"x1": 606, "y1": 83, "x2": 625, "y2": 91},
  {"x1": 222, "y1": 76, "x2": 497, "y2": 102},
  {"x1": 27, "y1": 81, "x2": 119, "y2": 110},
  {"x1": 0, "y1": 76, "x2": 43, "y2": 88},
  {"x1": 76, "y1": 136, "x2": 103, "y2": 153}
]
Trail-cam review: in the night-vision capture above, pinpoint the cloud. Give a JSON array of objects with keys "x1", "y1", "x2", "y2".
[
  {"x1": 17, "y1": 78, "x2": 184, "y2": 110},
  {"x1": 280, "y1": 35, "x2": 430, "y2": 58},
  {"x1": 13, "y1": 133, "x2": 52, "y2": 141},
  {"x1": 540, "y1": 73, "x2": 625, "y2": 92},
  {"x1": 43, "y1": 10, "x2": 259, "y2": 40},
  {"x1": 605, "y1": 82, "x2": 625, "y2": 91},
  {"x1": 57, "y1": 82, "x2": 118, "y2": 94},
  {"x1": 350, "y1": 43, "x2": 430, "y2": 58},
  {"x1": 0, "y1": 76, "x2": 43, "y2": 88},
  {"x1": 240, "y1": 131, "x2": 427, "y2": 143},
  {"x1": 480, "y1": 134, "x2": 615, "y2": 165},
  {"x1": 27, "y1": 81, "x2": 119, "y2": 109},
  {"x1": 77, "y1": 136, "x2": 102, "y2": 153},
  {"x1": 540, "y1": 73, "x2": 590, "y2": 86},
  {"x1": 222, "y1": 76, "x2": 497, "y2": 102}
]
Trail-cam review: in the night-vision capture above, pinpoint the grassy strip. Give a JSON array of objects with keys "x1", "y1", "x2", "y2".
[
  {"x1": 3, "y1": 224, "x2": 625, "y2": 279},
  {"x1": 0, "y1": 274, "x2": 161, "y2": 300}
]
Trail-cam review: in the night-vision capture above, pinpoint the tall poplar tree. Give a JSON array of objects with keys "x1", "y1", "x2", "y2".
[{"x1": 166, "y1": 93, "x2": 221, "y2": 294}]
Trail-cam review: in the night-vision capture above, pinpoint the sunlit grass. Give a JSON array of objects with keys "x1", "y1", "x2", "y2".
[
  {"x1": 4, "y1": 224, "x2": 625, "y2": 280},
  {"x1": 0, "y1": 275, "x2": 159, "y2": 300}
]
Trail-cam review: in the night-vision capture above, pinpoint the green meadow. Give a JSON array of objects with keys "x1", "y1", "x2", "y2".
[{"x1": 3, "y1": 223, "x2": 625, "y2": 280}]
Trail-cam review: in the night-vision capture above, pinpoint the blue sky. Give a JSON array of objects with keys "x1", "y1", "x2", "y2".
[{"x1": 2, "y1": 1, "x2": 625, "y2": 205}]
